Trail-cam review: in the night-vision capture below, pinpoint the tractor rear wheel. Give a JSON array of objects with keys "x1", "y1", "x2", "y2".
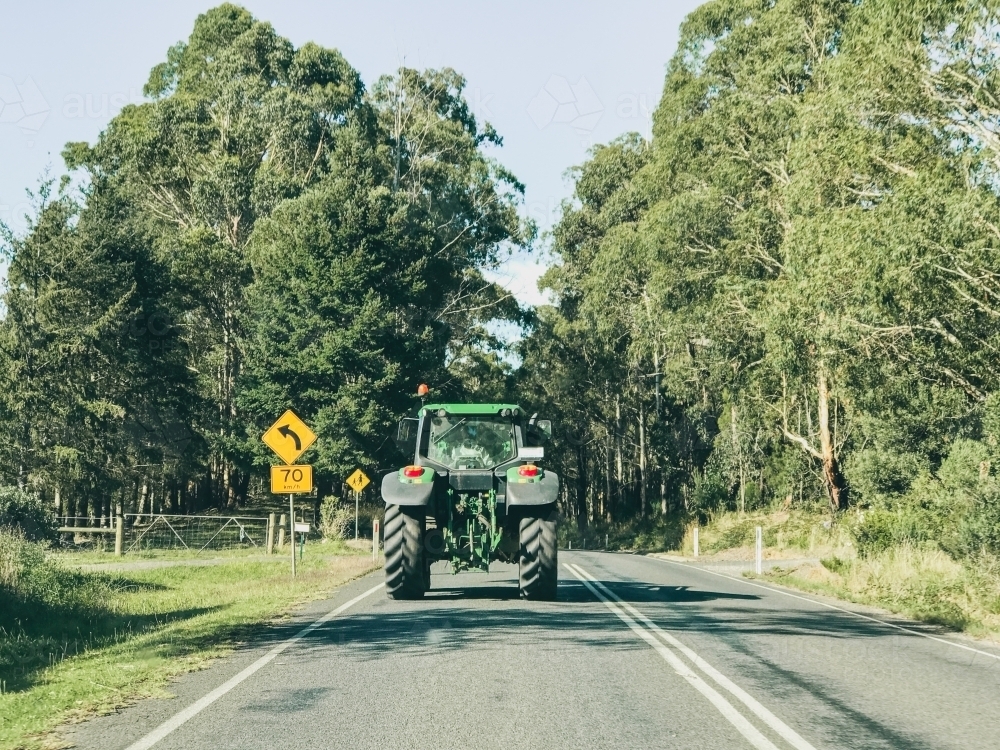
[
  {"x1": 385, "y1": 504, "x2": 425, "y2": 599},
  {"x1": 518, "y1": 506, "x2": 558, "y2": 600}
]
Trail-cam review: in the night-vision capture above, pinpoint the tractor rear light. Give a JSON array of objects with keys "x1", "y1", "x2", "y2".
[
  {"x1": 403, "y1": 465, "x2": 424, "y2": 478},
  {"x1": 518, "y1": 464, "x2": 539, "y2": 478}
]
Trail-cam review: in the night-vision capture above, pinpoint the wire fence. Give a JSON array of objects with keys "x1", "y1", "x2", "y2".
[{"x1": 57, "y1": 514, "x2": 271, "y2": 553}]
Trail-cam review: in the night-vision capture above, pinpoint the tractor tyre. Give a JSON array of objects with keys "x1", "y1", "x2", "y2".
[
  {"x1": 384, "y1": 504, "x2": 426, "y2": 599},
  {"x1": 518, "y1": 506, "x2": 558, "y2": 600}
]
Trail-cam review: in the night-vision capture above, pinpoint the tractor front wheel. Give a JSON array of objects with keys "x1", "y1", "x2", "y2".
[
  {"x1": 518, "y1": 506, "x2": 558, "y2": 600},
  {"x1": 385, "y1": 504, "x2": 426, "y2": 599}
]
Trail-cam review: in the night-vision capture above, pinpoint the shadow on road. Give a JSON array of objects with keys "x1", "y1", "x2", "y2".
[{"x1": 247, "y1": 573, "x2": 938, "y2": 666}]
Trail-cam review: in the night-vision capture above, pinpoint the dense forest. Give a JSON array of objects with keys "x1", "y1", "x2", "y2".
[
  {"x1": 4, "y1": 0, "x2": 1000, "y2": 560},
  {"x1": 0, "y1": 4, "x2": 529, "y2": 519},
  {"x1": 525, "y1": 0, "x2": 1000, "y2": 558}
]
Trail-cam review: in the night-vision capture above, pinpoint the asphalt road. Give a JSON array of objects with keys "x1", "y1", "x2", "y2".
[{"x1": 66, "y1": 551, "x2": 1000, "y2": 750}]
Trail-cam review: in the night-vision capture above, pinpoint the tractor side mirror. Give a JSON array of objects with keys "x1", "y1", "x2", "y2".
[
  {"x1": 536, "y1": 420, "x2": 552, "y2": 442},
  {"x1": 526, "y1": 419, "x2": 552, "y2": 446},
  {"x1": 395, "y1": 418, "x2": 419, "y2": 457}
]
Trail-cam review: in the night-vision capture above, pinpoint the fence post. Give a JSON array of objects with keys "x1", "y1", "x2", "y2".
[
  {"x1": 115, "y1": 515, "x2": 124, "y2": 557},
  {"x1": 266, "y1": 513, "x2": 276, "y2": 556},
  {"x1": 278, "y1": 514, "x2": 286, "y2": 549}
]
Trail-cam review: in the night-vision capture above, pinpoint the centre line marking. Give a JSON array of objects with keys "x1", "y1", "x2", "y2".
[
  {"x1": 124, "y1": 581, "x2": 385, "y2": 750},
  {"x1": 570, "y1": 563, "x2": 817, "y2": 750},
  {"x1": 563, "y1": 563, "x2": 782, "y2": 750}
]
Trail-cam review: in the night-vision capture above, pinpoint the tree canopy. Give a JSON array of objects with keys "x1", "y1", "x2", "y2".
[{"x1": 0, "y1": 3, "x2": 529, "y2": 519}]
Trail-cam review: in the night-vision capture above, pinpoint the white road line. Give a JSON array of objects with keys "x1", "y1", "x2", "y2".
[
  {"x1": 124, "y1": 582, "x2": 385, "y2": 750},
  {"x1": 570, "y1": 563, "x2": 817, "y2": 750},
  {"x1": 563, "y1": 564, "x2": 782, "y2": 750},
  {"x1": 652, "y1": 556, "x2": 1000, "y2": 662}
]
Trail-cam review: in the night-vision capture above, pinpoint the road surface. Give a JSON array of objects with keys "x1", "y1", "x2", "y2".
[{"x1": 65, "y1": 551, "x2": 1000, "y2": 749}]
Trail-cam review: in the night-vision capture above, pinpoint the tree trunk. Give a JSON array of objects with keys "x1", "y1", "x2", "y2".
[
  {"x1": 817, "y1": 370, "x2": 848, "y2": 511},
  {"x1": 576, "y1": 442, "x2": 588, "y2": 531},
  {"x1": 615, "y1": 396, "x2": 623, "y2": 514},
  {"x1": 604, "y1": 431, "x2": 612, "y2": 522},
  {"x1": 138, "y1": 481, "x2": 149, "y2": 523},
  {"x1": 639, "y1": 398, "x2": 647, "y2": 518},
  {"x1": 731, "y1": 404, "x2": 746, "y2": 514}
]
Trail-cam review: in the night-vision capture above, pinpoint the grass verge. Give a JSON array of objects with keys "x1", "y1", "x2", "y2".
[
  {"x1": 0, "y1": 533, "x2": 378, "y2": 750},
  {"x1": 676, "y1": 508, "x2": 1000, "y2": 642},
  {"x1": 763, "y1": 547, "x2": 1000, "y2": 639}
]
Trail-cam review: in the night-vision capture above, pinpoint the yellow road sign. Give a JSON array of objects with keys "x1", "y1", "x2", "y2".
[
  {"x1": 346, "y1": 468, "x2": 371, "y2": 493},
  {"x1": 262, "y1": 410, "x2": 316, "y2": 465},
  {"x1": 270, "y1": 465, "x2": 313, "y2": 494}
]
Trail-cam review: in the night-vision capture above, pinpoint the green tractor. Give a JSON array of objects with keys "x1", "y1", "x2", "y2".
[{"x1": 381, "y1": 399, "x2": 559, "y2": 600}]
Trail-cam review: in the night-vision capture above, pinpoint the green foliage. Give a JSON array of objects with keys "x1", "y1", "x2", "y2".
[
  {"x1": 520, "y1": 0, "x2": 1000, "y2": 543},
  {"x1": 0, "y1": 5, "x2": 528, "y2": 516},
  {"x1": 0, "y1": 487, "x2": 57, "y2": 542}
]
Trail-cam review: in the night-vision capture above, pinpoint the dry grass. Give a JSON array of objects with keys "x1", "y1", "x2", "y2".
[
  {"x1": 677, "y1": 509, "x2": 1000, "y2": 641},
  {"x1": 768, "y1": 547, "x2": 1000, "y2": 639},
  {"x1": 679, "y1": 508, "x2": 854, "y2": 560}
]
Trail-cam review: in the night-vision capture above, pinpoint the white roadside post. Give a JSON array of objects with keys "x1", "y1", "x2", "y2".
[
  {"x1": 372, "y1": 518, "x2": 380, "y2": 561},
  {"x1": 693, "y1": 525, "x2": 700, "y2": 558},
  {"x1": 755, "y1": 526, "x2": 762, "y2": 575}
]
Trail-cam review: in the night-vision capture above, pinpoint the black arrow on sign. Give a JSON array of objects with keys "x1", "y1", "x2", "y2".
[{"x1": 278, "y1": 424, "x2": 301, "y2": 450}]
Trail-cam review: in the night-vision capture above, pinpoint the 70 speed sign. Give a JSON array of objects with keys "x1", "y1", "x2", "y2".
[{"x1": 271, "y1": 465, "x2": 313, "y2": 494}]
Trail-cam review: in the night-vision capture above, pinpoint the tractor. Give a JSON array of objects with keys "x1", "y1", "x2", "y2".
[{"x1": 380, "y1": 397, "x2": 559, "y2": 600}]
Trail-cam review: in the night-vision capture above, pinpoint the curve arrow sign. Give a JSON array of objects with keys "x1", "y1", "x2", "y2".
[
  {"x1": 262, "y1": 410, "x2": 317, "y2": 465},
  {"x1": 278, "y1": 424, "x2": 301, "y2": 451}
]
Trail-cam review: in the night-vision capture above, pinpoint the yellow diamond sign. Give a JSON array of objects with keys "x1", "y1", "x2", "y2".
[
  {"x1": 262, "y1": 410, "x2": 316, "y2": 465},
  {"x1": 346, "y1": 468, "x2": 371, "y2": 493}
]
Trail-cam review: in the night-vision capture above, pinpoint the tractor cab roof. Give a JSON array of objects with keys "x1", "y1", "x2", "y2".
[{"x1": 421, "y1": 403, "x2": 523, "y2": 416}]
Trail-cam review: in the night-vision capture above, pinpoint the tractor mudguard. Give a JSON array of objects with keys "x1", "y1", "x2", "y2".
[
  {"x1": 506, "y1": 471, "x2": 559, "y2": 506},
  {"x1": 381, "y1": 472, "x2": 434, "y2": 506}
]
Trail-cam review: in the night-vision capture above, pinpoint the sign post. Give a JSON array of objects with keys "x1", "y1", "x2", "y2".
[
  {"x1": 262, "y1": 410, "x2": 317, "y2": 579},
  {"x1": 289, "y1": 495, "x2": 296, "y2": 577},
  {"x1": 346, "y1": 468, "x2": 371, "y2": 542}
]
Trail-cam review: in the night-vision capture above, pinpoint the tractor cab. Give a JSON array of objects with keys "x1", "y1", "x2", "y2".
[{"x1": 394, "y1": 403, "x2": 551, "y2": 473}]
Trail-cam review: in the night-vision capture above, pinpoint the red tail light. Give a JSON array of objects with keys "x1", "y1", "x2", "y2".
[
  {"x1": 403, "y1": 465, "x2": 424, "y2": 478},
  {"x1": 518, "y1": 464, "x2": 539, "y2": 478}
]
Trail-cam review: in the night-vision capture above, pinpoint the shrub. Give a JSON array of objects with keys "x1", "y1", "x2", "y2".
[
  {"x1": 319, "y1": 496, "x2": 353, "y2": 540},
  {"x1": 690, "y1": 471, "x2": 729, "y2": 513},
  {"x1": 851, "y1": 508, "x2": 931, "y2": 558},
  {"x1": 0, "y1": 525, "x2": 45, "y2": 590},
  {"x1": 949, "y1": 488, "x2": 1000, "y2": 558},
  {"x1": 845, "y1": 448, "x2": 927, "y2": 503},
  {"x1": 0, "y1": 486, "x2": 57, "y2": 542}
]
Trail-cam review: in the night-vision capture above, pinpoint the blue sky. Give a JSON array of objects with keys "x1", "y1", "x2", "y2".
[{"x1": 0, "y1": 0, "x2": 704, "y2": 305}]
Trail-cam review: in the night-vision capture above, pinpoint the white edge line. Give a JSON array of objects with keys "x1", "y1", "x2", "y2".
[
  {"x1": 652, "y1": 556, "x2": 1000, "y2": 662},
  {"x1": 569, "y1": 563, "x2": 817, "y2": 750},
  {"x1": 124, "y1": 581, "x2": 385, "y2": 750},
  {"x1": 562, "y1": 563, "x2": 781, "y2": 750}
]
